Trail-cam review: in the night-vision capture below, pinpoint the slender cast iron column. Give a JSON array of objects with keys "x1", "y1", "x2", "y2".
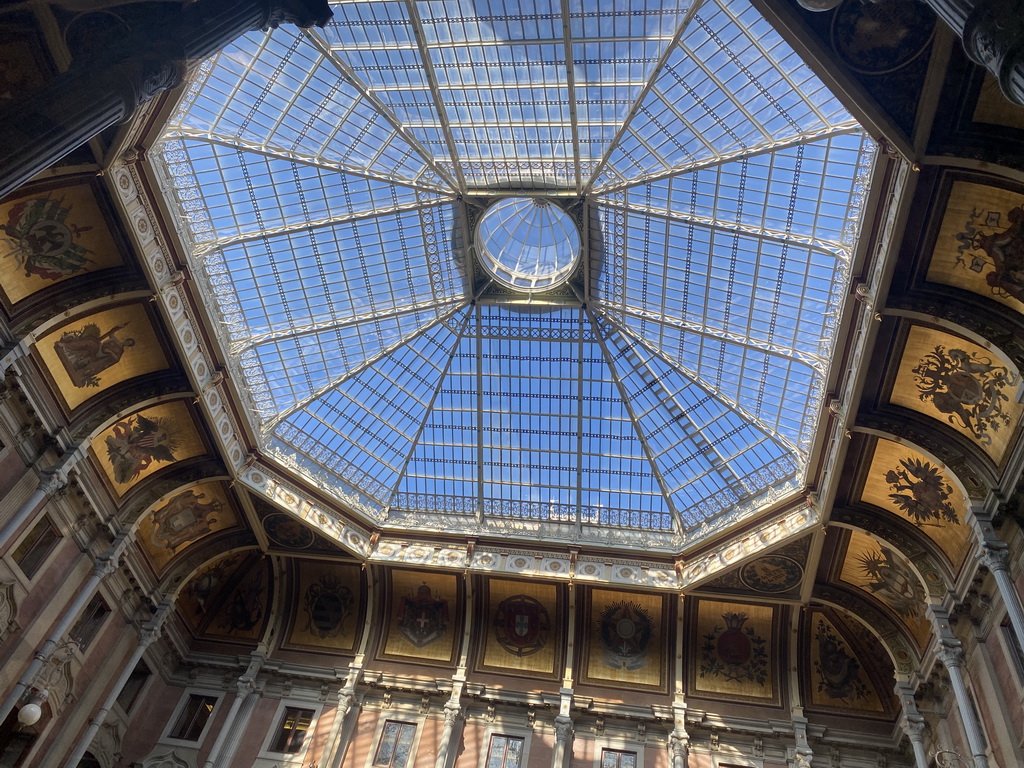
[
  {"x1": 0, "y1": 0, "x2": 332, "y2": 201},
  {"x1": 895, "y1": 681, "x2": 931, "y2": 768}
]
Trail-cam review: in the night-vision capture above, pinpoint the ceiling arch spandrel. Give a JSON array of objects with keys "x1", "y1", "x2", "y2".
[
  {"x1": 135, "y1": 482, "x2": 240, "y2": 575},
  {"x1": 889, "y1": 325, "x2": 1023, "y2": 461},
  {"x1": 858, "y1": 437, "x2": 971, "y2": 564},
  {"x1": 925, "y1": 179, "x2": 1024, "y2": 314},
  {"x1": 836, "y1": 529, "x2": 931, "y2": 650}
]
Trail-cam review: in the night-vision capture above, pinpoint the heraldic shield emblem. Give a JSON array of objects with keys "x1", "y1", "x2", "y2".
[
  {"x1": 494, "y1": 594, "x2": 551, "y2": 657},
  {"x1": 397, "y1": 583, "x2": 449, "y2": 648},
  {"x1": 598, "y1": 600, "x2": 653, "y2": 671}
]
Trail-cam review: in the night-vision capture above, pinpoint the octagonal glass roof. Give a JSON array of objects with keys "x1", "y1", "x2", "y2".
[{"x1": 156, "y1": 0, "x2": 874, "y2": 546}]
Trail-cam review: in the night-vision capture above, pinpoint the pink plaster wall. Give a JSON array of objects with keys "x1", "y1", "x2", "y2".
[
  {"x1": 230, "y1": 695, "x2": 278, "y2": 764},
  {"x1": 119, "y1": 676, "x2": 185, "y2": 760},
  {"x1": 347, "y1": 707, "x2": 383, "y2": 765},
  {"x1": 453, "y1": 719, "x2": 483, "y2": 768},
  {"x1": 527, "y1": 731, "x2": 553, "y2": 768}
]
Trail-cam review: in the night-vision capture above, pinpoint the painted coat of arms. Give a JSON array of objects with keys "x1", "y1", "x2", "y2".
[
  {"x1": 885, "y1": 456, "x2": 958, "y2": 525},
  {"x1": 0, "y1": 196, "x2": 93, "y2": 280},
  {"x1": 494, "y1": 594, "x2": 550, "y2": 657},
  {"x1": 303, "y1": 574, "x2": 353, "y2": 640},
  {"x1": 221, "y1": 575, "x2": 264, "y2": 633},
  {"x1": 397, "y1": 583, "x2": 448, "y2": 648},
  {"x1": 54, "y1": 322, "x2": 135, "y2": 388},
  {"x1": 151, "y1": 489, "x2": 221, "y2": 550},
  {"x1": 814, "y1": 619, "x2": 870, "y2": 703},
  {"x1": 104, "y1": 413, "x2": 180, "y2": 484},
  {"x1": 912, "y1": 345, "x2": 1012, "y2": 443},
  {"x1": 598, "y1": 600, "x2": 653, "y2": 671},
  {"x1": 857, "y1": 546, "x2": 925, "y2": 618},
  {"x1": 955, "y1": 205, "x2": 1024, "y2": 302},
  {"x1": 699, "y1": 612, "x2": 768, "y2": 685}
]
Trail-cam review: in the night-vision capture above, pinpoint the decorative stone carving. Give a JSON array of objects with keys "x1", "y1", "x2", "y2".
[
  {"x1": 0, "y1": 580, "x2": 19, "y2": 643},
  {"x1": 142, "y1": 752, "x2": 190, "y2": 768}
]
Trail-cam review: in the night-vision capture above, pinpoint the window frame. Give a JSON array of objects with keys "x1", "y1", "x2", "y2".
[
  {"x1": 593, "y1": 740, "x2": 644, "y2": 768},
  {"x1": 9, "y1": 516, "x2": 62, "y2": 583},
  {"x1": 68, "y1": 594, "x2": 110, "y2": 652},
  {"x1": 477, "y1": 720, "x2": 532, "y2": 768},
  {"x1": 161, "y1": 690, "x2": 223, "y2": 747},
  {"x1": 363, "y1": 716, "x2": 423, "y2": 768},
  {"x1": 257, "y1": 699, "x2": 323, "y2": 764}
]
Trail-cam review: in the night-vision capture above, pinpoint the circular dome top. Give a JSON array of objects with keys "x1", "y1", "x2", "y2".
[{"x1": 476, "y1": 198, "x2": 581, "y2": 292}]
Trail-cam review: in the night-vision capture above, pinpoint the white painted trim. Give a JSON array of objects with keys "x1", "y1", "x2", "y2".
[
  {"x1": 255, "y1": 699, "x2": 324, "y2": 765},
  {"x1": 362, "y1": 712, "x2": 426, "y2": 768},
  {"x1": 476, "y1": 718, "x2": 533, "y2": 768},
  {"x1": 159, "y1": 688, "x2": 226, "y2": 748}
]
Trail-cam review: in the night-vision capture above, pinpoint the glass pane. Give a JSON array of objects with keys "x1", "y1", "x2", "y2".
[
  {"x1": 393, "y1": 723, "x2": 416, "y2": 768},
  {"x1": 506, "y1": 736, "x2": 524, "y2": 768},
  {"x1": 374, "y1": 722, "x2": 399, "y2": 766}
]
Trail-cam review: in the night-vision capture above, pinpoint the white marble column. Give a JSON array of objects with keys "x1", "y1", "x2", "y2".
[
  {"x1": 0, "y1": 455, "x2": 78, "y2": 550},
  {"x1": 61, "y1": 602, "x2": 170, "y2": 767},
  {"x1": 552, "y1": 715, "x2": 573, "y2": 768},
  {"x1": 434, "y1": 699, "x2": 463, "y2": 768},
  {"x1": 0, "y1": 539, "x2": 124, "y2": 723},
  {"x1": 978, "y1": 544, "x2": 1024, "y2": 640},
  {"x1": 936, "y1": 642, "x2": 989, "y2": 768},
  {"x1": 202, "y1": 647, "x2": 267, "y2": 768},
  {"x1": 895, "y1": 681, "x2": 930, "y2": 768}
]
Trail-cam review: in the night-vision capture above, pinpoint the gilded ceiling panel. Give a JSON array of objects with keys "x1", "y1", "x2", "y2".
[
  {"x1": 927, "y1": 180, "x2": 1024, "y2": 312},
  {"x1": 972, "y1": 76, "x2": 1024, "y2": 131},
  {"x1": 477, "y1": 578, "x2": 561, "y2": 680},
  {"x1": 889, "y1": 325, "x2": 1021, "y2": 460},
  {"x1": 379, "y1": 568, "x2": 460, "y2": 667},
  {"x1": 0, "y1": 182, "x2": 123, "y2": 303},
  {"x1": 91, "y1": 401, "x2": 206, "y2": 497},
  {"x1": 34, "y1": 302, "x2": 168, "y2": 410},
  {"x1": 858, "y1": 437, "x2": 971, "y2": 563},
  {"x1": 689, "y1": 598, "x2": 779, "y2": 705},
  {"x1": 176, "y1": 552, "x2": 268, "y2": 643},
  {"x1": 804, "y1": 609, "x2": 888, "y2": 717},
  {"x1": 136, "y1": 483, "x2": 238, "y2": 574},
  {"x1": 838, "y1": 530, "x2": 931, "y2": 649},
  {"x1": 580, "y1": 588, "x2": 668, "y2": 693},
  {"x1": 285, "y1": 560, "x2": 362, "y2": 654}
]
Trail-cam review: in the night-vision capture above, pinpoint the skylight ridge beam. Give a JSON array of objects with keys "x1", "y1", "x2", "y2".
[
  {"x1": 711, "y1": 0, "x2": 833, "y2": 127},
  {"x1": 235, "y1": 298, "x2": 462, "y2": 351},
  {"x1": 560, "y1": 0, "x2": 583, "y2": 192},
  {"x1": 197, "y1": 198, "x2": 451, "y2": 255},
  {"x1": 585, "y1": 306, "x2": 685, "y2": 535},
  {"x1": 598, "y1": 198, "x2": 846, "y2": 259},
  {"x1": 583, "y1": 0, "x2": 705, "y2": 194},
  {"x1": 326, "y1": 35, "x2": 674, "y2": 50},
  {"x1": 383, "y1": 306, "x2": 476, "y2": 519},
  {"x1": 167, "y1": 128, "x2": 447, "y2": 194},
  {"x1": 600, "y1": 308, "x2": 802, "y2": 457},
  {"x1": 303, "y1": 28, "x2": 461, "y2": 191},
  {"x1": 603, "y1": 320, "x2": 756, "y2": 498},
  {"x1": 594, "y1": 122, "x2": 862, "y2": 195},
  {"x1": 606, "y1": 302, "x2": 825, "y2": 376},
  {"x1": 401, "y1": 0, "x2": 467, "y2": 193},
  {"x1": 574, "y1": 306, "x2": 585, "y2": 529},
  {"x1": 262, "y1": 300, "x2": 469, "y2": 433}
]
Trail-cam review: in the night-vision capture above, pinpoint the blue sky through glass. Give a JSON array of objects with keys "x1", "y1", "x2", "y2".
[{"x1": 157, "y1": 0, "x2": 875, "y2": 541}]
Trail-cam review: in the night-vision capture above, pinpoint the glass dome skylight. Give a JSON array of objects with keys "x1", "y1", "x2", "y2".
[
  {"x1": 477, "y1": 198, "x2": 581, "y2": 291},
  {"x1": 156, "y1": 0, "x2": 875, "y2": 547}
]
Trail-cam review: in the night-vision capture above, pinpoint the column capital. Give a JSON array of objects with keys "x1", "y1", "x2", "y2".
[
  {"x1": 38, "y1": 469, "x2": 70, "y2": 497},
  {"x1": 668, "y1": 732, "x2": 689, "y2": 757},
  {"x1": 937, "y1": 642, "x2": 964, "y2": 670},
  {"x1": 260, "y1": 0, "x2": 333, "y2": 29},
  {"x1": 978, "y1": 543, "x2": 1010, "y2": 573},
  {"x1": 442, "y1": 700, "x2": 462, "y2": 726},
  {"x1": 553, "y1": 715, "x2": 573, "y2": 744},
  {"x1": 900, "y1": 717, "x2": 927, "y2": 744}
]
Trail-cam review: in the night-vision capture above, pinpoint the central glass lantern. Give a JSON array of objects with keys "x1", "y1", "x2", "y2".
[{"x1": 476, "y1": 198, "x2": 582, "y2": 292}]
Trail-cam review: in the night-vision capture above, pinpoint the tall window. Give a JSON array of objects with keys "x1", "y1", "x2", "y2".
[
  {"x1": 115, "y1": 661, "x2": 151, "y2": 713},
  {"x1": 11, "y1": 517, "x2": 60, "y2": 578},
  {"x1": 270, "y1": 706, "x2": 315, "y2": 754},
  {"x1": 1002, "y1": 615, "x2": 1024, "y2": 683},
  {"x1": 486, "y1": 734, "x2": 524, "y2": 768},
  {"x1": 602, "y1": 749, "x2": 638, "y2": 768},
  {"x1": 68, "y1": 595, "x2": 109, "y2": 651},
  {"x1": 373, "y1": 721, "x2": 417, "y2": 768},
  {"x1": 169, "y1": 694, "x2": 217, "y2": 741}
]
